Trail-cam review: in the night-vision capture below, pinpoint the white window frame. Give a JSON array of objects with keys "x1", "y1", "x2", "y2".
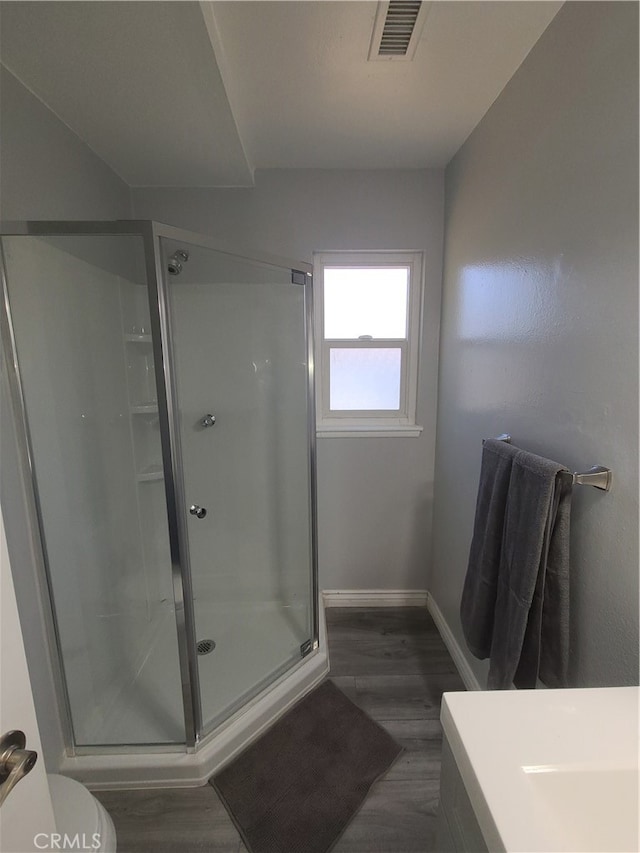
[{"x1": 313, "y1": 251, "x2": 424, "y2": 438}]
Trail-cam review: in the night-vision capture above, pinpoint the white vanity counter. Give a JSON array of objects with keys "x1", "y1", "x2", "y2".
[{"x1": 440, "y1": 686, "x2": 639, "y2": 852}]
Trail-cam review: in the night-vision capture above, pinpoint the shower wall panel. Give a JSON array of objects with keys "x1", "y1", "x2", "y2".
[{"x1": 171, "y1": 282, "x2": 284, "y2": 603}]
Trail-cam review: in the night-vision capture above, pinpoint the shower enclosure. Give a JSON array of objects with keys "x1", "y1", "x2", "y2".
[{"x1": 1, "y1": 221, "x2": 321, "y2": 776}]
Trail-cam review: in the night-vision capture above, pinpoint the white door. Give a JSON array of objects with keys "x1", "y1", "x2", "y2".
[{"x1": 0, "y1": 510, "x2": 57, "y2": 852}]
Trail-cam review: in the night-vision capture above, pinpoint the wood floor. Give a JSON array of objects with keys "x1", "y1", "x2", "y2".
[{"x1": 95, "y1": 607, "x2": 465, "y2": 853}]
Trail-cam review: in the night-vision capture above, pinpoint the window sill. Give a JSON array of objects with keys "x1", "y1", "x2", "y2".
[{"x1": 316, "y1": 424, "x2": 424, "y2": 438}]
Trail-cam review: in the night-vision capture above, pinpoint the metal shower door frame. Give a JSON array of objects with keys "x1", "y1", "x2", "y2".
[{"x1": 0, "y1": 219, "x2": 319, "y2": 754}]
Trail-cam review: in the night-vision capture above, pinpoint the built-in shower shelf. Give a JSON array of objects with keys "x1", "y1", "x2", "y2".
[
  {"x1": 137, "y1": 464, "x2": 164, "y2": 482},
  {"x1": 125, "y1": 334, "x2": 153, "y2": 344},
  {"x1": 130, "y1": 403, "x2": 158, "y2": 415}
]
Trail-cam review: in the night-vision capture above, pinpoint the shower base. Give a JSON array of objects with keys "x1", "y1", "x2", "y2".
[
  {"x1": 60, "y1": 600, "x2": 327, "y2": 789},
  {"x1": 92, "y1": 600, "x2": 311, "y2": 746}
]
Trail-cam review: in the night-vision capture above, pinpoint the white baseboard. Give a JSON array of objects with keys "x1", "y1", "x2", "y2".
[
  {"x1": 426, "y1": 593, "x2": 482, "y2": 691},
  {"x1": 322, "y1": 589, "x2": 429, "y2": 608}
]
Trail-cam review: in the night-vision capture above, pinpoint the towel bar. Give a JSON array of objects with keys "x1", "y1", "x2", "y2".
[{"x1": 487, "y1": 435, "x2": 612, "y2": 492}]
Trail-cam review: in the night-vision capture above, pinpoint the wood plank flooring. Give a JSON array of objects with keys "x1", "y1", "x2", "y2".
[
  {"x1": 95, "y1": 607, "x2": 465, "y2": 853},
  {"x1": 326, "y1": 608, "x2": 465, "y2": 853}
]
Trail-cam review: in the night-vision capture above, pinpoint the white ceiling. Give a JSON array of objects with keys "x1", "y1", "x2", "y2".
[
  {"x1": 0, "y1": 1, "x2": 253, "y2": 186},
  {"x1": 208, "y1": 1, "x2": 562, "y2": 170},
  {"x1": 0, "y1": 1, "x2": 563, "y2": 186}
]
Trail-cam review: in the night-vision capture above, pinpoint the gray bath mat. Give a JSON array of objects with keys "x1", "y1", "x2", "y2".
[{"x1": 210, "y1": 679, "x2": 402, "y2": 853}]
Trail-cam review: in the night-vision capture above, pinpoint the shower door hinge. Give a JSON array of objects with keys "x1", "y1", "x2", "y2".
[
  {"x1": 300, "y1": 639, "x2": 313, "y2": 657},
  {"x1": 291, "y1": 270, "x2": 309, "y2": 286}
]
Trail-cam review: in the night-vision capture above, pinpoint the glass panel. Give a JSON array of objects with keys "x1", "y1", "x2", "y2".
[
  {"x1": 329, "y1": 347, "x2": 402, "y2": 410},
  {"x1": 162, "y1": 239, "x2": 313, "y2": 736},
  {"x1": 324, "y1": 267, "x2": 408, "y2": 339},
  {"x1": 2, "y1": 235, "x2": 185, "y2": 746}
]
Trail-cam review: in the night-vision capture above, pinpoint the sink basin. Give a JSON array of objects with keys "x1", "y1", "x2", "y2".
[
  {"x1": 441, "y1": 686, "x2": 640, "y2": 852},
  {"x1": 524, "y1": 764, "x2": 639, "y2": 852}
]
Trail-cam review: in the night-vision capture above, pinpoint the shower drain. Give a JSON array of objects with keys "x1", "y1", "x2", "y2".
[{"x1": 197, "y1": 638, "x2": 216, "y2": 655}]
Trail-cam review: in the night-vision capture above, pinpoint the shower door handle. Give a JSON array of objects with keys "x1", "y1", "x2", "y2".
[
  {"x1": 0, "y1": 731, "x2": 38, "y2": 808},
  {"x1": 189, "y1": 505, "x2": 207, "y2": 519}
]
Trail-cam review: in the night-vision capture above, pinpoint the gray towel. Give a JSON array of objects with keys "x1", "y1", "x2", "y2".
[
  {"x1": 460, "y1": 439, "x2": 572, "y2": 689},
  {"x1": 460, "y1": 439, "x2": 518, "y2": 661}
]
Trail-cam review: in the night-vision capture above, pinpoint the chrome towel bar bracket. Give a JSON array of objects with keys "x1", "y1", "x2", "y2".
[
  {"x1": 564, "y1": 465, "x2": 612, "y2": 491},
  {"x1": 487, "y1": 435, "x2": 612, "y2": 492}
]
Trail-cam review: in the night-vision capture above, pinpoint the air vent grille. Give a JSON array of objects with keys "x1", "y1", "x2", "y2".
[
  {"x1": 379, "y1": 2, "x2": 422, "y2": 55},
  {"x1": 368, "y1": 1, "x2": 430, "y2": 62}
]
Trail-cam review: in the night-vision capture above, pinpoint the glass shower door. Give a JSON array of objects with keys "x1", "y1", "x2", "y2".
[
  {"x1": 161, "y1": 238, "x2": 315, "y2": 736},
  {"x1": 2, "y1": 233, "x2": 186, "y2": 747}
]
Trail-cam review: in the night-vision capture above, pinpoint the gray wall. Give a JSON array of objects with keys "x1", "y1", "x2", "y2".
[
  {"x1": 0, "y1": 65, "x2": 132, "y2": 221},
  {"x1": 1, "y1": 68, "x2": 134, "y2": 767},
  {"x1": 430, "y1": 2, "x2": 639, "y2": 688},
  {"x1": 133, "y1": 169, "x2": 444, "y2": 591}
]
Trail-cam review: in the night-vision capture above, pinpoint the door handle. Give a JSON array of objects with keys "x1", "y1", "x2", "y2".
[
  {"x1": 189, "y1": 505, "x2": 207, "y2": 519},
  {"x1": 0, "y1": 730, "x2": 38, "y2": 807}
]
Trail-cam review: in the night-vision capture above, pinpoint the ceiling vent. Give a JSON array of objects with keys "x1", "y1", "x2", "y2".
[{"x1": 368, "y1": 1, "x2": 431, "y2": 62}]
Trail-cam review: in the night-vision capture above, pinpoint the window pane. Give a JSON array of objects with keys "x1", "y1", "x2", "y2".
[
  {"x1": 329, "y1": 348, "x2": 402, "y2": 410},
  {"x1": 324, "y1": 267, "x2": 408, "y2": 339}
]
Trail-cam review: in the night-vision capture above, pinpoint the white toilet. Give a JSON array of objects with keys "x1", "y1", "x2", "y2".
[{"x1": 48, "y1": 775, "x2": 117, "y2": 852}]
